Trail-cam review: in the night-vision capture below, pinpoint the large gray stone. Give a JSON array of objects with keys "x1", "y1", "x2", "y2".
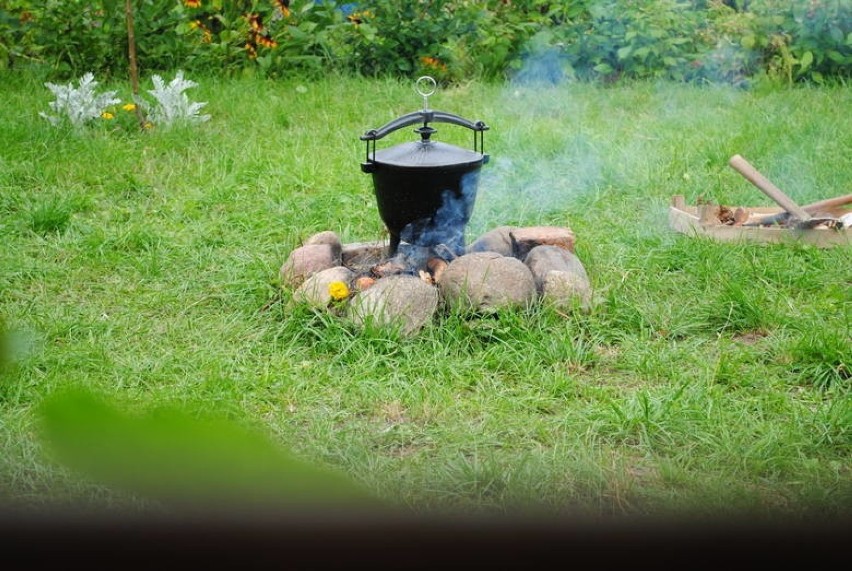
[
  {"x1": 293, "y1": 266, "x2": 355, "y2": 308},
  {"x1": 524, "y1": 245, "x2": 592, "y2": 309},
  {"x1": 466, "y1": 226, "x2": 517, "y2": 257},
  {"x1": 347, "y1": 275, "x2": 439, "y2": 336},
  {"x1": 438, "y1": 252, "x2": 536, "y2": 311},
  {"x1": 305, "y1": 231, "x2": 342, "y2": 259},
  {"x1": 280, "y1": 243, "x2": 341, "y2": 288}
]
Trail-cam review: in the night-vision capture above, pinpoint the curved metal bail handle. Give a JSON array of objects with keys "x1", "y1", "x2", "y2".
[
  {"x1": 360, "y1": 111, "x2": 489, "y2": 142},
  {"x1": 361, "y1": 75, "x2": 488, "y2": 141},
  {"x1": 361, "y1": 76, "x2": 489, "y2": 163}
]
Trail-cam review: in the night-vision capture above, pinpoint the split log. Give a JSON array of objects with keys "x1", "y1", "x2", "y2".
[{"x1": 509, "y1": 226, "x2": 576, "y2": 259}]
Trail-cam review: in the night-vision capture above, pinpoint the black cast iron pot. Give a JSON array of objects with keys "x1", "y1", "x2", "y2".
[{"x1": 360, "y1": 78, "x2": 489, "y2": 256}]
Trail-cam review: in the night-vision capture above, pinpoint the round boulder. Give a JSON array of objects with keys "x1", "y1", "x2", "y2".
[
  {"x1": 466, "y1": 226, "x2": 517, "y2": 257},
  {"x1": 305, "y1": 231, "x2": 342, "y2": 259},
  {"x1": 524, "y1": 245, "x2": 592, "y2": 309},
  {"x1": 347, "y1": 275, "x2": 439, "y2": 336},
  {"x1": 293, "y1": 266, "x2": 355, "y2": 308},
  {"x1": 438, "y1": 252, "x2": 537, "y2": 312},
  {"x1": 280, "y1": 243, "x2": 342, "y2": 288}
]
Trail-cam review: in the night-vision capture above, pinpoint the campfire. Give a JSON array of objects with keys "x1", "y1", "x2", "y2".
[
  {"x1": 279, "y1": 77, "x2": 592, "y2": 336},
  {"x1": 280, "y1": 225, "x2": 591, "y2": 336}
]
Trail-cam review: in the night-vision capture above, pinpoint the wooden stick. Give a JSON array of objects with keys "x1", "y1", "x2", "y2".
[
  {"x1": 729, "y1": 154, "x2": 812, "y2": 221},
  {"x1": 801, "y1": 193, "x2": 852, "y2": 214},
  {"x1": 124, "y1": 0, "x2": 146, "y2": 129}
]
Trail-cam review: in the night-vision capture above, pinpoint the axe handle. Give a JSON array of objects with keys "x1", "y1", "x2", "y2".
[
  {"x1": 729, "y1": 155, "x2": 812, "y2": 221},
  {"x1": 750, "y1": 193, "x2": 852, "y2": 226},
  {"x1": 802, "y1": 193, "x2": 852, "y2": 214}
]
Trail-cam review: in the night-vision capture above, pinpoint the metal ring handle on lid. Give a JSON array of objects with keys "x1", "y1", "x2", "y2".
[{"x1": 416, "y1": 76, "x2": 436, "y2": 110}]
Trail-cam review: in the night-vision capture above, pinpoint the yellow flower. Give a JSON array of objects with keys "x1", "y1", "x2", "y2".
[
  {"x1": 184, "y1": 0, "x2": 201, "y2": 8},
  {"x1": 143, "y1": 121, "x2": 154, "y2": 129},
  {"x1": 101, "y1": 111, "x2": 114, "y2": 120},
  {"x1": 328, "y1": 281, "x2": 350, "y2": 301},
  {"x1": 122, "y1": 103, "x2": 136, "y2": 112}
]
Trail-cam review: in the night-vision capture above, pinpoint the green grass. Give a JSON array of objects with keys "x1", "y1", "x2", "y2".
[{"x1": 0, "y1": 70, "x2": 850, "y2": 520}]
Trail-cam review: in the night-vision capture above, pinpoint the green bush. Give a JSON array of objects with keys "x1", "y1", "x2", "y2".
[
  {"x1": 0, "y1": 0, "x2": 186, "y2": 76},
  {"x1": 173, "y1": 0, "x2": 348, "y2": 77},
  {"x1": 514, "y1": 0, "x2": 850, "y2": 85},
  {"x1": 325, "y1": 1, "x2": 485, "y2": 82},
  {"x1": 752, "y1": 0, "x2": 851, "y2": 84},
  {"x1": 1, "y1": 0, "x2": 849, "y2": 83}
]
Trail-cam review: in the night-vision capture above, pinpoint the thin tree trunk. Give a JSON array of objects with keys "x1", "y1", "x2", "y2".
[{"x1": 124, "y1": 0, "x2": 146, "y2": 128}]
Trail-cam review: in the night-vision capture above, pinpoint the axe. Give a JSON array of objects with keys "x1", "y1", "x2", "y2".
[{"x1": 728, "y1": 155, "x2": 845, "y2": 229}]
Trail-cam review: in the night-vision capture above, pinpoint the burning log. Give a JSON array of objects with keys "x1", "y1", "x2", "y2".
[
  {"x1": 341, "y1": 241, "x2": 386, "y2": 269},
  {"x1": 370, "y1": 257, "x2": 408, "y2": 279},
  {"x1": 354, "y1": 275, "x2": 376, "y2": 292},
  {"x1": 426, "y1": 257, "x2": 448, "y2": 284}
]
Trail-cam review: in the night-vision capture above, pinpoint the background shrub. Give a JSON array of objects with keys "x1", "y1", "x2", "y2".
[{"x1": 0, "y1": 0, "x2": 849, "y2": 83}]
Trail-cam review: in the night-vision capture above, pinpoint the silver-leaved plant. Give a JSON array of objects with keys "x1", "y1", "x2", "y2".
[
  {"x1": 136, "y1": 70, "x2": 210, "y2": 127},
  {"x1": 39, "y1": 72, "x2": 121, "y2": 128}
]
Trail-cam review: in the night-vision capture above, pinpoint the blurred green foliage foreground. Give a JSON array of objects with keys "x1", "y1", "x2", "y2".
[{"x1": 37, "y1": 387, "x2": 378, "y2": 513}]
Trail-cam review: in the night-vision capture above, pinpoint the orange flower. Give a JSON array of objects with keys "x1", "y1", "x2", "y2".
[
  {"x1": 257, "y1": 34, "x2": 278, "y2": 49},
  {"x1": 184, "y1": 0, "x2": 201, "y2": 8},
  {"x1": 420, "y1": 56, "x2": 447, "y2": 72}
]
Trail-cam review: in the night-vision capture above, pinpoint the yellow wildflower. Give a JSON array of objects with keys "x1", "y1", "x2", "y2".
[
  {"x1": 101, "y1": 111, "x2": 114, "y2": 120},
  {"x1": 143, "y1": 121, "x2": 154, "y2": 130},
  {"x1": 328, "y1": 281, "x2": 350, "y2": 301},
  {"x1": 348, "y1": 11, "x2": 371, "y2": 26},
  {"x1": 122, "y1": 103, "x2": 136, "y2": 112}
]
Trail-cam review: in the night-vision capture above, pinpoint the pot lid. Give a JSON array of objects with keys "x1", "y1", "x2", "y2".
[{"x1": 373, "y1": 140, "x2": 486, "y2": 168}]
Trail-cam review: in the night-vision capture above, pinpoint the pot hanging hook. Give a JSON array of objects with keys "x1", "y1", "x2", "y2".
[{"x1": 416, "y1": 76, "x2": 436, "y2": 111}]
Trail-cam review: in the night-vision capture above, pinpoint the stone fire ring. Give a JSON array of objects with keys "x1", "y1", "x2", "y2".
[{"x1": 280, "y1": 226, "x2": 592, "y2": 336}]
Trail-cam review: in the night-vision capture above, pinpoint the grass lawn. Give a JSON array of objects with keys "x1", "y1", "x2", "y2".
[{"x1": 0, "y1": 71, "x2": 849, "y2": 521}]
